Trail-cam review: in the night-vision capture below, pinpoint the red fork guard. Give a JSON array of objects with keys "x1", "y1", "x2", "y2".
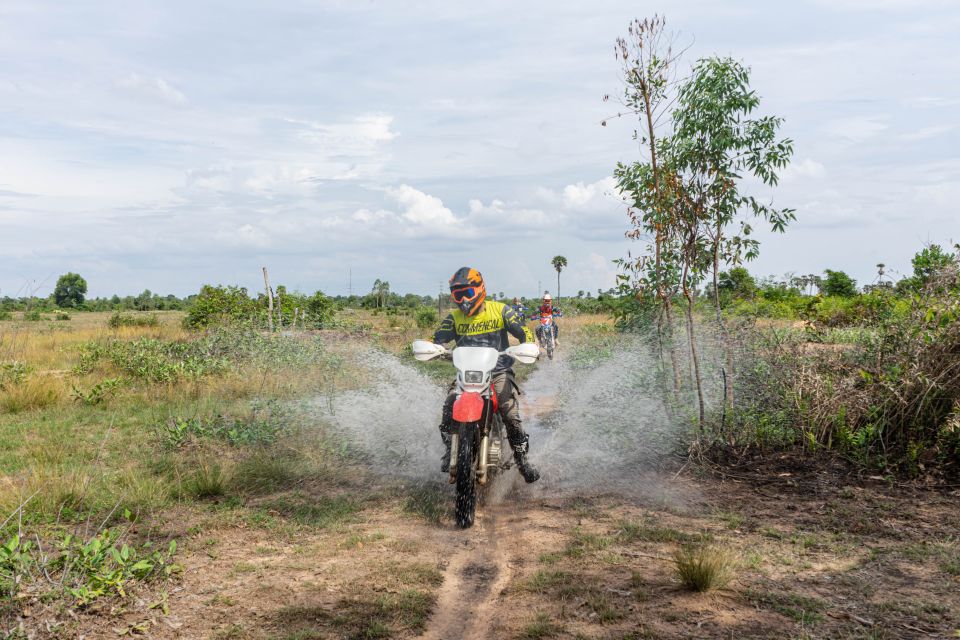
[{"x1": 453, "y1": 391, "x2": 484, "y2": 422}]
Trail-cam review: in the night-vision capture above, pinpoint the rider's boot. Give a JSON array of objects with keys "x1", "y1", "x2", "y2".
[
  {"x1": 510, "y1": 434, "x2": 540, "y2": 483},
  {"x1": 440, "y1": 430, "x2": 452, "y2": 473}
]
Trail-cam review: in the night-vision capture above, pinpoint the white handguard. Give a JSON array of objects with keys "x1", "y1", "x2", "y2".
[
  {"x1": 505, "y1": 342, "x2": 540, "y2": 364},
  {"x1": 411, "y1": 340, "x2": 448, "y2": 361}
]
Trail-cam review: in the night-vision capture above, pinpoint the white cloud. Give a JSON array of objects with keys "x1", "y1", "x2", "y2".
[
  {"x1": 782, "y1": 158, "x2": 826, "y2": 182},
  {"x1": 561, "y1": 177, "x2": 618, "y2": 209},
  {"x1": 116, "y1": 72, "x2": 186, "y2": 105},
  {"x1": 821, "y1": 115, "x2": 890, "y2": 143},
  {"x1": 387, "y1": 184, "x2": 456, "y2": 226},
  {"x1": 898, "y1": 124, "x2": 956, "y2": 141}
]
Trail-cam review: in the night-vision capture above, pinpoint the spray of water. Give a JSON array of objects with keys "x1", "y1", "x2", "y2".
[
  {"x1": 526, "y1": 335, "x2": 694, "y2": 504},
  {"x1": 314, "y1": 348, "x2": 447, "y2": 480},
  {"x1": 315, "y1": 335, "x2": 697, "y2": 508}
]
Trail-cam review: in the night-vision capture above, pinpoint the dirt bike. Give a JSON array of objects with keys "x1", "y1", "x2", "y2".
[
  {"x1": 412, "y1": 340, "x2": 540, "y2": 528},
  {"x1": 536, "y1": 316, "x2": 556, "y2": 360}
]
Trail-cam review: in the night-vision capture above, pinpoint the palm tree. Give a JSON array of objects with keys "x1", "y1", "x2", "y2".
[{"x1": 551, "y1": 256, "x2": 568, "y2": 304}]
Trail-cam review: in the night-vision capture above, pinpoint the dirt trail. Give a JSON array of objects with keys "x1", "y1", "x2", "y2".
[
  {"x1": 421, "y1": 350, "x2": 569, "y2": 639},
  {"x1": 421, "y1": 501, "x2": 519, "y2": 640}
]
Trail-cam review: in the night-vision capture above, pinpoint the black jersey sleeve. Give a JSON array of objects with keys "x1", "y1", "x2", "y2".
[
  {"x1": 433, "y1": 313, "x2": 457, "y2": 345},
  {"x1": 502, "y1": 304, "x2": 535, "y2": 343}
]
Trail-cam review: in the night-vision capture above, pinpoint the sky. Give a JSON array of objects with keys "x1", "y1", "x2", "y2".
[{"x1": 1, "y1": 0, "x2": 958, "y2": 298}]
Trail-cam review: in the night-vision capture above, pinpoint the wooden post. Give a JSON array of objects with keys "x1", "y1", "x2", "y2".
[
  {"x1": 263, "y1": 267, "x2": 273, "y2": 331},
  {"x1": 276, "y1": 287, "x2": 283, "y2": 329}
]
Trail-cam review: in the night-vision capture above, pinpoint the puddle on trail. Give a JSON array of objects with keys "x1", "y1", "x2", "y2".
[{"x1": 314, "y1": 338, "x2": 694, "y2": 507}]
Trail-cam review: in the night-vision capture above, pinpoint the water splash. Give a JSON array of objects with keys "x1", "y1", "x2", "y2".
[
  {"x1": 314, "y1": 347, "x2": 446, "y2": 480},
  {"x1": 315, "y1": 336, "x2": 696, "y2": 507}
]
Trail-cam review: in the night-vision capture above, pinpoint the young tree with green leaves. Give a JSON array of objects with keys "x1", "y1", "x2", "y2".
[
  {"x1": 53, "y1": 272, "x2": 88, "y2": 308},
  {"x1": 822, "y1": 270, "x2": 857, "y2": 297},
  {"x1": 612, "y1": 18, "x2": 794, "y2": 430},
  {"x1": 665, "y1": 56, "x2": 794, "y2": 412},
  {"x1": 610, "y1": 15, "x2": 685, "y2": 400}
]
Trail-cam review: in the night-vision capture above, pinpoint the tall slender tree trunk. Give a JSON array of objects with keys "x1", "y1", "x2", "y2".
[
  {"x1": 640, "y1": 66, "x2": 682, "y2": 401},
  {"x1": 663, "y1": 295, "x2": 682, "y2": 400},
  {"x1": 711, "y1": 230, "x2": 735, "y2": 413},
  {"x1": 683, "y1": 286, "x2": 705, "y2": 430},
  {"x1": 556, "y1": 272, "x2": 561, "y2": 306}
]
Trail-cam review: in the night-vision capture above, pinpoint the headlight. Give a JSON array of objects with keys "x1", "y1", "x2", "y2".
[{"x1": 464, "y1": 370, "x2": 484, "y2": 384}]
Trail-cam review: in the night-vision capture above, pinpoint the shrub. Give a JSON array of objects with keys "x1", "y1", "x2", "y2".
[
  {"x1": 414, "y1": 306, "x2": 438, "y2": 330},
  {"x1": 0, "y1": 362, "x2": 27, "y2": 390},
  {"x1": 721, "y1": 257, "x2": 960, "y2": 476},
  {"x1": 55, "y1": 311, "x2": 71, "y2": 321},
  {"x1": 305, "y1": 291, "x2": 336, "y2": 328},
  {"x1": 821, "y1": 269, "x2": 857, "y2": 297},
  {"x1": 108, "y1": 313, "x2": 159, "y2": 328},
  {"x1": 73, "y1": 338, "x2": 228, "y2": 382},
  {"x1": 184, "y1": 285, "x2": 260, "y2": 329},
  {"x1": 71, "y1": 378, "x2": 123, "y2": 406},
  {"x1": 23, "y1": 310, "x2": 42, "y2": 322}
]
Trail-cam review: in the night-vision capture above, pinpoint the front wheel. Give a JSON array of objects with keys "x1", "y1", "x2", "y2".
[{"x1": 454, "y1": 424, "x2": 477, "y2": 528}]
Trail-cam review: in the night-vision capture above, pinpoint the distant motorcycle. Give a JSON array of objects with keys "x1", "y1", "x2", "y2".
[
  {"x1": 412, "y1": 340, "x2": 540, "y2": 528},
  {"x1": 535, "y1": 316, "x2": 556, "y2": 360}
]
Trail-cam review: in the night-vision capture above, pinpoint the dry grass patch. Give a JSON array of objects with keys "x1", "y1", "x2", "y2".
[
  {"x1": 0, "y1": 374, "x2": 63, "y2": 413},
  {"x1": 673, "y1": 543, "x2": 739, "y2": 592}
]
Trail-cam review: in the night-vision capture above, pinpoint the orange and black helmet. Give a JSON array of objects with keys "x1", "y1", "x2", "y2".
[{"x1": 449, "y1": 267, "x2": 486, "y2": 316}]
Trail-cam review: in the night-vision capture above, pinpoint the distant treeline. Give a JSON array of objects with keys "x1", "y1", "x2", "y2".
[{"x1": 0, "y1": 284, "x2": 623, "y2": 315}]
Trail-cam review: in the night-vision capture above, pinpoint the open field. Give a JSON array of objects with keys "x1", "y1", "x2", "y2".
[{"x1": 2, "y1": 312, "x2": 958, "y2": 639}]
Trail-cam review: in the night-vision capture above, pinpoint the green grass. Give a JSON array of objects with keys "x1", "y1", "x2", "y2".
[
  {"x1": 262, "y1": 496, "x2": 360, "y2": 528},
  {"x1": 615, "y1": 519, "x2": 708, "y2": 544},
  {"x1": 520, "y1": 569, "x2": 584, "y2": 598},
  {"x1": 563, "y1": 527, "x2": 614, "y2": 559},
  {"x1": 517, "y1": 612, "x2": 563, "y2": 639},
  {"x1": 743, "y1": 588, "x2": 827, "y2": 624}
]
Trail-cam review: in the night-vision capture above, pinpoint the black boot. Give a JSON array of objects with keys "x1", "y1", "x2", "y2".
[
  {"x1": 510, "y1": 434, "x2": 540, "y2": 483},
  {"x1": 440, "y1": 430, "x2": 452, "y2": 473}
]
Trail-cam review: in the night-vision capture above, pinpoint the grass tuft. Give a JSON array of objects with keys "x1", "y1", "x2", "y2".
[
  {"x1": 518, "y1": 612, "x2": 563, "y2": 639},
  {"x1": 673, "y1": 544, "x2": 738, "y2": 592},
  {"x1": 0, "y1": 375, "x2": 62, "y2": 413}
]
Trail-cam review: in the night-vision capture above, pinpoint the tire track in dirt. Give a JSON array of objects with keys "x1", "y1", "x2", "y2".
[{"x1": 422, "y1": 491, "x2": 522, "y2": 640}]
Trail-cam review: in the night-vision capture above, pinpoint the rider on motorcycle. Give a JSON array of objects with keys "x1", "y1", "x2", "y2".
[
  {"x1": 433, "y1": 267, "x2": 541, "y2": 483},
  {"x1": 510, "y1": 297, "x2": 527, "y2": 322},
  {"x1": 531, "y1": 293, "x2": 561, "y2": 346}
]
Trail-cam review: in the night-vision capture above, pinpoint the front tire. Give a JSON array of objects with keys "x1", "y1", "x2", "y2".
[{"x1": 454, "y1": 424, "x2": 477, "y2": 528}]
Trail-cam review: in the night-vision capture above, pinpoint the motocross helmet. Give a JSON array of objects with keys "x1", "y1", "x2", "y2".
[{"x1": 449, "y1": 267, "x2": 486, "y2": 316}]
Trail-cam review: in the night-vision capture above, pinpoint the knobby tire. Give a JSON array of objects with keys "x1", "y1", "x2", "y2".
[{"x1": 455, "y1": 423, "x2": 477, "y2": 529}]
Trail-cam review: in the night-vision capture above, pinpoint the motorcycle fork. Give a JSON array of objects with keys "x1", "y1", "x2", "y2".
[{"x1": 477, "y1": 396, "x2": 496, "y2": 485}]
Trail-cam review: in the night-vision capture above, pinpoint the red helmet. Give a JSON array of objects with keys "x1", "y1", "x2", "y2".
[{"x1": 449, "y1": 267, "x2": 486, "y2": 316}]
